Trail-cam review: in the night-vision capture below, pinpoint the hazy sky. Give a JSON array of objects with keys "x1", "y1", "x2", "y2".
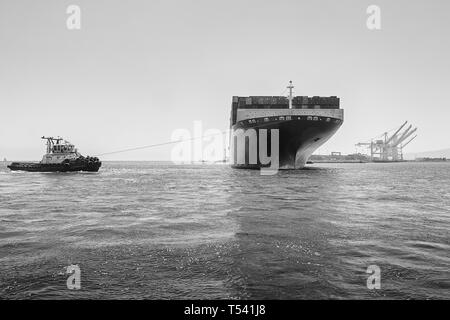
[{"x1": 1, "y1": 0, "x2": 449, "y2": 160}]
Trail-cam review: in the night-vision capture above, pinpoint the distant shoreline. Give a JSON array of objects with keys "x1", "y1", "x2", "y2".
[
  {"x1": 309, "y1": 160, "x2": 449, "y2": 164},
  {"x1": 3, "y1": 160, "x2": 449, "y2": 165}
]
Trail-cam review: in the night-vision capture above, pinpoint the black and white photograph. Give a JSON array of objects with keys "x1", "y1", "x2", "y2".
[{"x1": 0, "y1": 0, "x2": 449, "y2": 311}]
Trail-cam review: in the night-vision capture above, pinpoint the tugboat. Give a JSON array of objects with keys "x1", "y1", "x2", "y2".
[{"x1": 7, "y1": 136, "x2": 101, "y2": 172}]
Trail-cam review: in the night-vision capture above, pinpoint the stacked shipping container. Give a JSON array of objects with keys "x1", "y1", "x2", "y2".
[
  {"x1": 235, "y1": 96, "x2": 339, "y2": 109},
  {"x1": 231, "y1": 96, "x2": 340, "y2": 126}
]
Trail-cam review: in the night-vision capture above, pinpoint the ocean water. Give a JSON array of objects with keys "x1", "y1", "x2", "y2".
[{"x1": 0, "y1": 161, "x2": 449, "y2": 300}]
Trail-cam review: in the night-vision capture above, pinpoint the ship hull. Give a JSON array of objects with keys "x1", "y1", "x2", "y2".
[
  {"x1": 231, "y1": 115, "x2": 343, "y2": 169},
  {"x1": 7, "y1": 160, "x2": 101, "y2": 172}
]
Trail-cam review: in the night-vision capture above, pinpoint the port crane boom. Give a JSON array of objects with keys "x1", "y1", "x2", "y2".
[
  {"x1": 393, "y1": 128, "x2": 417, "y2": 147},
  {"x1": 402, "y1": 135, "x2": 417, "y2": 148},
  {"x1": 394, "y1": 125, "x2": 412, "y2": 145},
  {"x1": 355, "y1": 121, "x2": 418, "y2": 161},
  {"x1": 385, "y1": 121, "x2": 408, "y2": 145}
]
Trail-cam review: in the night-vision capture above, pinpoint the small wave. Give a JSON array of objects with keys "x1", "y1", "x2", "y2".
[{"x1": 408, "y1": 240, "x2": 450, "y2": 251}]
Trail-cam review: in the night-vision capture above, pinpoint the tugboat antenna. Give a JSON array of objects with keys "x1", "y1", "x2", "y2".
[{"x1": 287, "y1": 80, "x2": 294, "y2": 109}]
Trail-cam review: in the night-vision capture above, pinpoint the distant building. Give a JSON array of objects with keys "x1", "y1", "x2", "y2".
[{"x1": 309, "y1": 152, "x2": 370, "y2": 163}]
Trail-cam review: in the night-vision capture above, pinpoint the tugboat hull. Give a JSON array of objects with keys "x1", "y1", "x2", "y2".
[{"x1": 7, "y1": 158, "x2": 101, "y2": 172}]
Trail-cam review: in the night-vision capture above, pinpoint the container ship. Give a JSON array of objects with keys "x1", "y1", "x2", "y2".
[
  {"x1": 7, "y1": 136, "x2": 101, "y2": 172},
  {"x1": 230, "y1": 81, "x2": 344, "y2": 169}
]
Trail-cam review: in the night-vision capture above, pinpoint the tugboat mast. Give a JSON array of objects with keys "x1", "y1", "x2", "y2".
[
  {"x1": 287, "y1": 80, "x2": 294, "y2": 109},
  {"x1": 41, "y1": 136, "x2": 63, "y2": 154}
]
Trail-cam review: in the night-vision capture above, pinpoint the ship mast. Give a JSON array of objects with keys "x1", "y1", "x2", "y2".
[
  {"x1": 41, "y1": 136, "x2": 63, "y2": 154},
  {"x1": 287, "y1": 80, "x2": 294, "y2": 109}
]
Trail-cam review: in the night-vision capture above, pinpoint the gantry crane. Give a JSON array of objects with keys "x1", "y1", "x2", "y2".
[{"x1": 356, "y1": 121, "x2": 417, "y2": 161}]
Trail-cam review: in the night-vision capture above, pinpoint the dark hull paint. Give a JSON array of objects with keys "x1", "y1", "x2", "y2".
[
  {"x1": 7, "y1": 161, "x2": 101, "y2": 172},
  {"x1": 231, "y1": 117, "x2": 342, "y2": 169}
]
